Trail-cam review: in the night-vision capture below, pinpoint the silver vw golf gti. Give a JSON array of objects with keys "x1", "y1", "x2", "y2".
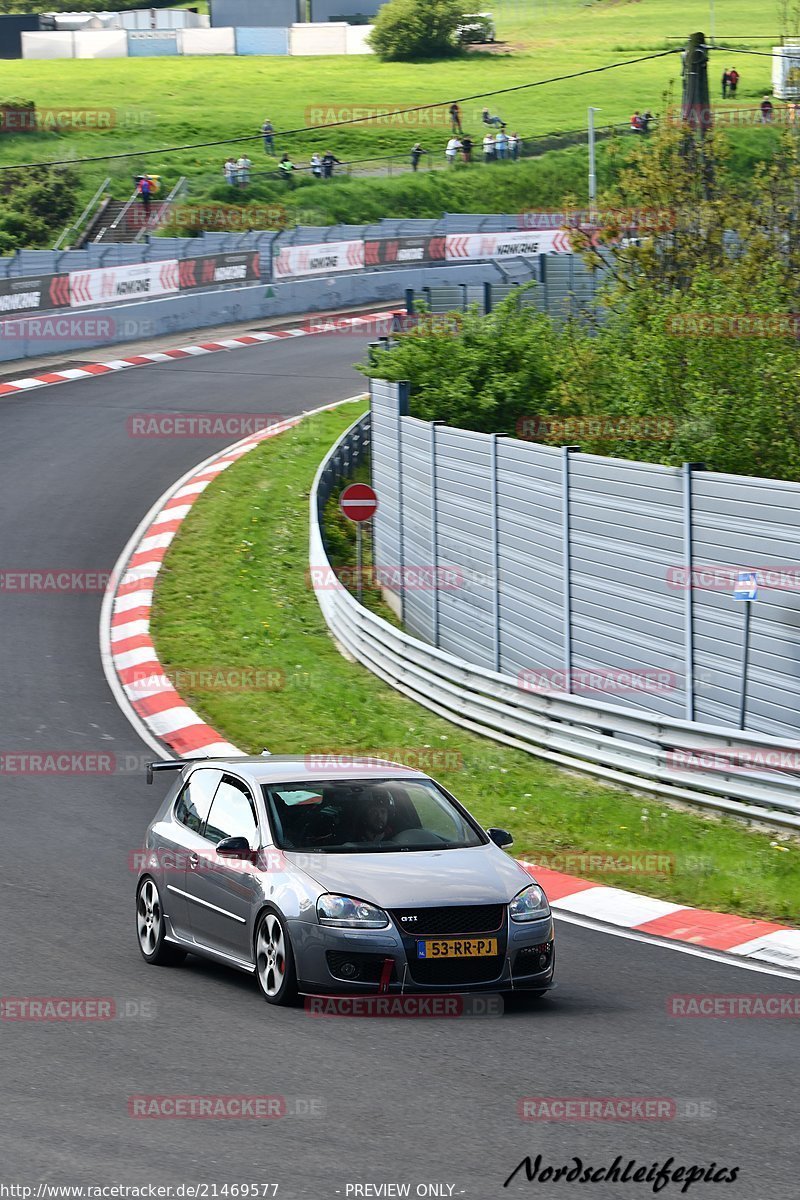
[{"x1": 135, "y1": 755, "x2": 555, "y2": 1005}]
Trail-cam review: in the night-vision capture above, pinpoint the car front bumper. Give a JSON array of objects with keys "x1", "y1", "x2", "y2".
[{"x1": 289, "y1": 914, "x2": 555, "y2": 995}]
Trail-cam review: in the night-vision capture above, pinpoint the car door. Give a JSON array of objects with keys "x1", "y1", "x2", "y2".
[
  {"x1": 187, "y1": 774, "x2": 262, "y2": 963},
  {"x1": 160, "y1": 768, "x2": 222, "y2": 941}
]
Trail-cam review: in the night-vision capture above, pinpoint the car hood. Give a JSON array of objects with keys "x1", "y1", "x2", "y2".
[{"x1": 286, "y1": 843, "x2": 536, "y2": 909}]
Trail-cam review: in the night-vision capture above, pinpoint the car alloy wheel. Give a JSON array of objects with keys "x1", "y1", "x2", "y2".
[
  {"x1": 136, "y1": 877, "x2": 186, "y2": 966},
  {"x1": 255, "y1": 909, "x2": 298, "y2": 1006}
]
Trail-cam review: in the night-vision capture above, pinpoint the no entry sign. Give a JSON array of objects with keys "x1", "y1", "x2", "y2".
[{"x1": 340, "y1": 483, "x2": 378, "y2": 523}]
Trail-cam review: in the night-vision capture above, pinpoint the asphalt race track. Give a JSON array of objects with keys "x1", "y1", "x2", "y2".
[{"x1": 1, "y1": 333, "x2": 799, "y2": 1200}]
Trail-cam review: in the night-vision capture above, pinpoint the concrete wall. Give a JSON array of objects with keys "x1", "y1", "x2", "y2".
[
  {"x1": 235, "y1": 26, "x2": 290, "y2": 53},
  {"x1": 179, "y1": 26, "x2": 236, "y2": 53},
  {"x1": 289, "y1": 21, "x2": 348, "y2": 53},
  {"x1": 73, "y1": 30, "x2": 129, "y2": 57},
  {"x1": 0, "y1": 261, "x2": 523, "y2": 364},
  {"x1": 22, "y1": 30, "x2": 75, "y2": 58},
  {"x1": 127, "y1": 30, "x2": 180, "y2": 55}
]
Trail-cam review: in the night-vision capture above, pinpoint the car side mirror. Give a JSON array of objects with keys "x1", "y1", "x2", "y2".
[
  {"x1": 216, "y1": 836, "x2": 254, "y2": 859},
  {"x1": 487, "y1": 827, "x2": 514, "y2": 849}
]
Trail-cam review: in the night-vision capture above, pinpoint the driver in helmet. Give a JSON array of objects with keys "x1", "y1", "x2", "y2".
[{"x1": 353, "y1": 788, "x2": 393, "y2": 843}]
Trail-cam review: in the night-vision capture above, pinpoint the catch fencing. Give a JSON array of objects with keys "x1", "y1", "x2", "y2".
[{"x1": 312, "y1": 411, "x2": 800, "y2": 828}]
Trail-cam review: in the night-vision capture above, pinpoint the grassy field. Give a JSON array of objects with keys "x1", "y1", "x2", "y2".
[
  {"x1": 0, "y1": 0, "x2": 785, "y2": 219},
  {"x1": 150, "y1": 401, "x2": 800, "y2": 924}
]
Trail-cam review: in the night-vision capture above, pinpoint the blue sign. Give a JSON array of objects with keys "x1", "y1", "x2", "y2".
[{"x1": 733, "y1": 571, "x2": 758, "y2": 601}]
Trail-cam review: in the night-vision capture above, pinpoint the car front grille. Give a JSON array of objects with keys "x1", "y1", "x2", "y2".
[
  {"x1": 391, "y1": 905, "x2": 505, "y2": 936},
  {"x1": 408, "y1": 955, "x2": 505, "y2": 986}
]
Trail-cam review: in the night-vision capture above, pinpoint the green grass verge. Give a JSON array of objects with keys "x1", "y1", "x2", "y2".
[{"x1": 150, "y1": 400, "x2": 800, "y2": 925}]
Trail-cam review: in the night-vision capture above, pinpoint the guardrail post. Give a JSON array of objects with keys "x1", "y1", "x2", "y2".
[
  {"x1": 540, "y1": 254, "x2": 549, "y2": 312},
  {"x1": 490, "y1": 433, "x2": 501, "y2": 672},
  {"x1": 483, "y1": 281, "x2": 492, "y2": 314},
  {"x1": 431, "y1": 420, "x2": 444, "y2": 647},
  {"x1": 405, "y1": 288, "x2": 415, "y2": 316},
  {"x1": 561, "y1": 445, "x2": 580, "y2": 692},
  {"x1": 682, "y1": 461, "x2": 705, "y2": 721}
]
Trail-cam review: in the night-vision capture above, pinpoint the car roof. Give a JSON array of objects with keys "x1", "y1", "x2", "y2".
[{"x1": 185, "y1": 754, "x2": 430, "y2": 784}]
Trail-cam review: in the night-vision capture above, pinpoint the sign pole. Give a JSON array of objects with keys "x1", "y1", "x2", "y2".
[
  {"x1": 356, "y1": 522, "x2": 363, "y2": 604},
  {"x1": 738, "y1": 600, "x2": 752, "y2": 731},
  {"x1": 733, "y1": 569, "x2": 758, "y2": 730}
]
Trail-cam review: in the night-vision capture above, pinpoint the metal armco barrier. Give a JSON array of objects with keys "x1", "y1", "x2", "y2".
[{"x1": 311, "y1": 413, "x2": 800, "y2": 830}]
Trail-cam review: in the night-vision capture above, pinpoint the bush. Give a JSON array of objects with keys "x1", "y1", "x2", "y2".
[{"x1": 368, "y1": 0, "x2": 468, "y2": 61}]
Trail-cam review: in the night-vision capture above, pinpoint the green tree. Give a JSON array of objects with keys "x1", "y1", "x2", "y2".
[{"x1": 368, "y1": 0, "x2": 468, "y2": 61}]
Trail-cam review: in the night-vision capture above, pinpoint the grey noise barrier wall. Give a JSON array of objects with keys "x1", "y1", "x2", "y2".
[
  {"x1": 313, "y1": 409, "x2": 800, "y2": 830},
  {"x1": 371, "y1": 378, "x2": 800, "y2": 744}
]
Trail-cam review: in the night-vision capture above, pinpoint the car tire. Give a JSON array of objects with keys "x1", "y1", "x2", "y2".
[
  {"x1": 254, "y1": 907, "x2": 299, "y2": 1006},
  {"x1": 136, "y1": 877, "x2": 186, "y2": 966}
]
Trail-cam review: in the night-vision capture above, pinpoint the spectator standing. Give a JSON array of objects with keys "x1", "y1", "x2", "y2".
[
  {"x1": 445, "y1": 135, "x2": 461, "y2": 165},
  {"x1": 310, "y1": 152, "x2": 323, "y2": 179},
  {"x1": 495, "y1": 127, "x2": 508, "y2": 159},
  {"x1": 410, "y1": 141, "x2": 425, "y2": 171},
  {"x1": 137, "y1": 174, "x2": 152, "y2": 218},
  {"x1": 322, "y1": 150, "x2": 341, "y2": 178},
  {"x1": 721, "y1": 68, "x2": 730, "y2": 99},
  {"x1": 460, "y1": 134, "x2": 473, "y2": 163},
  {"x1": 640, "y1": 110, "x2": 653, "y2": 134},
  {"x1": 630, "y1": 110, "x2": 645, "y2": 133},
  {"x1": 761, "y1": 96, "x2": 774, "y2": 123},
  {"x1": 728, "y1": 67, "x2": 740, "y2": 97},
  {"x1": 483, "y1": 130, "x2": 495, "y2": 162},
  {"x1": 279, "y1": 153, "x2": 295, "y2": 184},
  {"x1": 237, "y1": 153, "x2": 252, "y2": 187},
  {"x1": 261, "y1": 118, "x2": 274, "y2": 154},
  {"x1": 223, "y1": 157, "x2": 237, "y2": 185},
  {"x1": 449, "y1": 102, "x2": 462, "y2": 134},
  {"x1": 509, "y1": 131, "x2": 522, "y2": 160}
]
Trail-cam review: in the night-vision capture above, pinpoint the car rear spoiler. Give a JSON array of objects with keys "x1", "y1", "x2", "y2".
[{"x1": 146, "y1": 759, "x2": 190, "y2": 785}]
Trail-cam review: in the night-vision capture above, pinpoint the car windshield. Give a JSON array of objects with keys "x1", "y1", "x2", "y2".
[{"x1": 261, "y1": 778, "x2": 485, "y2": 853}]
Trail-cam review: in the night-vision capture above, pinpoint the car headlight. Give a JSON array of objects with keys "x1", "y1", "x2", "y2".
[
  {"x1": 509, "y1": 883, "x2": 549, "y2": 922},
  {"x1": 317, "y1": 894, "x2": 389, "y2": 929}
]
